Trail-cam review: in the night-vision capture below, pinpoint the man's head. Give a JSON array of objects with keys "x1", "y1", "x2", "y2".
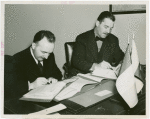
[
  {"x1": 95, "y1": 11, "x2": 115, "y2": 38},
  {"x1": 31, "y1": 30, "x2": 55, "y2": 61}
]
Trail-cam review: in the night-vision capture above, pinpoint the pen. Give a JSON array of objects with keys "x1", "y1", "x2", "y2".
[{"x1": 47, "y1": 80, "x2": 52, "y2": 84}]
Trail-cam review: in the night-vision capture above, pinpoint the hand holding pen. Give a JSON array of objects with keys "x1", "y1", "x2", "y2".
[{"x1": 47, "y1": 77, "x2": 58, "y2": 84}]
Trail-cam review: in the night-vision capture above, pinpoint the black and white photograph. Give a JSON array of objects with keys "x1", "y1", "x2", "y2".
[{"x1": 1, "y1": 1, "x2": 148, "y2": 118}]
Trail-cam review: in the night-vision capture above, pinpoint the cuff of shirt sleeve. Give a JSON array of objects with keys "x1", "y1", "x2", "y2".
[
  {"x1": 90, "y1": 63, "x2": 97, "y2": 71},
  {"x1": 28, "y1": 81, "x2": 34, "y2": 91}
]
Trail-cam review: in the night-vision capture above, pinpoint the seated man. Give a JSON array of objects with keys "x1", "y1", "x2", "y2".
[
  {"x1": 70, "y1": 11, "x2": 124, "y2": 76},
  {"x1": 13, "y1": 30, "x2": 62, "y2": 97}
]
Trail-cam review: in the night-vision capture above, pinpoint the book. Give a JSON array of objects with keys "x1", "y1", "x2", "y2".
[{"x1": 20, "y1": 76, "x2": 78, "y2": 102}]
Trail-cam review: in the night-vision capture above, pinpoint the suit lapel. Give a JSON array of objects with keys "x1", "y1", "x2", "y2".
[
  {"x1": 87, "y1": 30, "x2": 98, "y2": 62},
  {"x1": 25, "y1": 47, "x2": 41, "y2": 77}
]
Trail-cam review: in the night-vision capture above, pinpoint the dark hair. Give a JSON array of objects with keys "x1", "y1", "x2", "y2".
[
  {"x1": 33, "y1": 30, "x2": 55, "y2": 43},
  {"x1": 97, "y1": 11, "x2": 115, "y2": 23}
]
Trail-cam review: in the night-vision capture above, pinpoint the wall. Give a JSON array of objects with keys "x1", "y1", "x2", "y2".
[
  {"x1": 5, "y1": 4, "x2": 109, "y2": 73},
  {"x1": 5, "y1": 4, "x2": 146, "y2": 75},
  {"x1": 112, "y1": 13, "x2": 146, "y2": 64}
]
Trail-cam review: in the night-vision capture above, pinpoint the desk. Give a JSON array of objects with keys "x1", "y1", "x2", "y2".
[
  {"x1": 4, "y1": 93, "x2": 145, "y2": 115},
  {"x1": 4, "y1": 80, "x2": 146, "y2": 115}
]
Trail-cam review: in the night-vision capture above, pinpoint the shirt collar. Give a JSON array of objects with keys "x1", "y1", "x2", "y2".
[{"x1": 30, "y1": 47, "x2": 43, "y2": 65}]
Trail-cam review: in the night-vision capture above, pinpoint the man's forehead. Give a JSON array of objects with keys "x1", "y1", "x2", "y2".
[{"x1": 101, "y1": 18, "x2": 114, "y2": 26}]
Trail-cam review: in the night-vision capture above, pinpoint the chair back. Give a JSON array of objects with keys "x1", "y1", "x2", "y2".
[
  {"x1": 4, "y1": 55, "x2": 18, "y2": 100},
  {"x1": 64, "y1": 42, "x2": 75, "y2": 66}
]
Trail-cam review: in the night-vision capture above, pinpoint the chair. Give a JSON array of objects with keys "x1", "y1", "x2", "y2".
[
  {"x1": 63, "y1": 42, "x2": 75, "y2": 79},
  {"x1": 4, "y1": 55, "x2": 17, "y2": 100}
]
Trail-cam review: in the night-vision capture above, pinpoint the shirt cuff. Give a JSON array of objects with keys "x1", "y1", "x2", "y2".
[
  {"x1": 90, "y1": 63, "x2": 97, "y2": 71},
  {"x1": 28, "y1": 81, "x2": 34, "y2": 91}
]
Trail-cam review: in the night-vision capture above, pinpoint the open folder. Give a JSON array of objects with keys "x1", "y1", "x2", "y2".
[{"x1": 20, "y1": 76, "x2": 97, "y2": 102}]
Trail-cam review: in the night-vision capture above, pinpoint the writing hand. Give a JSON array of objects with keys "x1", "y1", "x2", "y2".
[
  {"x1": 98, "y1": 61, "x2": 112, "y2": 69},
  {"x1": 30, "y1": 77, "x2": 48, "y2": 89},
  {"x1": 48, "y1": 77, "x2": 58, "y2": 84}
]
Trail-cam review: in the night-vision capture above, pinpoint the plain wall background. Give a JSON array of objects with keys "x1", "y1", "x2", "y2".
[{"x1": 5, "y1": 4, "x2": 146, "y2": 75}]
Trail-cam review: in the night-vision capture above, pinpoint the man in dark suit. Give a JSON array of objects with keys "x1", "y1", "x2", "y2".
[
  {"x1": 13, "y1": 30, "x2": 62, "y2": 96},
  {"x1": 70, "y1": 11, "x2": 124, "y2": 76}
]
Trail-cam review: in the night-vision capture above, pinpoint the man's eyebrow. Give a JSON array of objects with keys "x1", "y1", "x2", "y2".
[{"x1": 41, "y1": 50, "x2": 51, "y2": 54}]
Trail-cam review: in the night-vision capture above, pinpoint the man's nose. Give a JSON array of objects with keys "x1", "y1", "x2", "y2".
[
  {"x1": 44, "y1": 54, "x2": 49, "y2": 59},
  {"x1": 106, "y1": 28, "x2": 110, "y2": 33}
]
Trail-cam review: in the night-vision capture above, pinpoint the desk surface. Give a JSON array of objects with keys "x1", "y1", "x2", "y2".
[
  {"x1": 4, "y1": 80, "x2": 146, "y2": 115},
  {"x1": 4, "y1": 92, "x2": 145, "y2": 115}
]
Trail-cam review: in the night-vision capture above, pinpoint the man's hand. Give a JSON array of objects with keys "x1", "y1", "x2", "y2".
[
  {"x1": 92, "y1": 61, "x2": 112, "y2": 70},
  {"x1": 48, "y1": 77, "x2": 58, "y2": 84},
  {"x1": 30, "y1": 77, "x2": 48, "y2": 89},
  {"x1": 98, "y1": 61, "x2": 112, "y2": 69}
]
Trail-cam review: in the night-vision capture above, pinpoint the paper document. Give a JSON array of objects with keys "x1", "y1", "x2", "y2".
[
  {"x1": 54, "y1": 77, "x2": 97, "y2": 101},
  {"x1": 22, "y1": 81, "x2": 66, "y2": 101},
  {"x1": 28, "y1": 103, "x2": 66, "y2": 115},
  {"x1": 92, "y1": 68, "x2": 117, "y2": 79},
  {"x1": 62, "y1": 76, "x2": 79, "y2": 84},
  {"x1": 95, "y1": 90, "x2": 112, "y2": 97},
  {"x1": 77, "y1": 73, "x2": 104, "y2": 82}
]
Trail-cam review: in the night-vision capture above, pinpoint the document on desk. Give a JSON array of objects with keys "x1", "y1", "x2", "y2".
[
  {"x1": 95, "y1": 90, "x2": 112, "y2": 97},
  {"x1": 62, "y1": 76, "x2": 79, "y2": 84},
  {"x1": 92, "y1": 68, "x2": 118, "y2": 79},
  {"x1": 77, "y1": 73, "x2": 104, "y2": 82},
  {"x1": 28, "y1": 103, "x2": 66, "y2": 115},
  {"x1": 54, "y1": 77, "x2": 97, "y2": 101},
  {"x1": 20, "y1": 81, "x2": 66, "y2": 102}
]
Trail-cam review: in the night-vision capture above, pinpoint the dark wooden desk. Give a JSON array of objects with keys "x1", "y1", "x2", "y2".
[
  {"x1": 4, "y1": 91, "x2": 145, "y2": 115},
  {"x1": 4, "y1": 72, "x2": 146, "y2": 115}
]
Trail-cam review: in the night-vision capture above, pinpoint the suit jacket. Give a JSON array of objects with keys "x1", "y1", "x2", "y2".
[
  {"x1": 70, "y1": 29, "x2": 124, "y2": 76},
  {"x1": 13, "y1": 47, "x2": 62, "y2": 97}
]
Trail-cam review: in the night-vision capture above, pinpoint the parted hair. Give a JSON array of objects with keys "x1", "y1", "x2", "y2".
[
  {"x1": 33, "y1": 30, "x2": 55, "y2": 43},
  {"x1": 97, "y1": 11, "x2": 115, "y2": 23}
]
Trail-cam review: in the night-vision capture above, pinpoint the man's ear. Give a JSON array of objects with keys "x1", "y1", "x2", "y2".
[
  {"x1": 96, "y1": 20, "x2": 100, "y2": 27},
  {"x1": 31, "y1": 42, "x2": 36, "y2": 49}
]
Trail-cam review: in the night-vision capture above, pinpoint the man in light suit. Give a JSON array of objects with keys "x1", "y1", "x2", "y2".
[
  {"x1": 70, "y1": 11, "x2": 124, "y2": 76},
  {"x1": 13, "y1": 30, "x2": 62, "y2": 97}
]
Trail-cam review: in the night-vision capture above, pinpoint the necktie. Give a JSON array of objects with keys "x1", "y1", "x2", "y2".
[
  {"x1": 38, "y1": 61, "x2": 43, "y2": 74},
  {"x1": 95, "y1": 36, "x2": 104, "y2": 42},
  {"x1": 95, "y1": 37, "x2": 103, "y2": 52}
]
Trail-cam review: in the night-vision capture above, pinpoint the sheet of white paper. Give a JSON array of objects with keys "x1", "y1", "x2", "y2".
[
  {"x1": 62, "y1": 76, "x2": 79, "y2": 84},
  {"x1": 69, "y1": 77, "x2": 96, "y2": 91},
  {"x1": 55, "y1": 77, "x2": 96, "y2": 101},
  {"x1": 116, "y1": 65, "x2": 138, "y2": 108},
  {"x1": 23, "y1": 82, "x2": 66, "y2": 100},
  {"x1": 28, "y1": 103, "x2": 66, "y2": 115},
  {"x1": 77, "y1": 73, "x2": 104, "y2": 82},
  {"x1": 54, "y1": 87, "x2": 78, "y2": 101},
  {"x1": 95, "y1": 90, "x2": 112, "y2": 97},
  {"x1": 92, "y1": 68, "x2": 117, "y2": 79}
]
